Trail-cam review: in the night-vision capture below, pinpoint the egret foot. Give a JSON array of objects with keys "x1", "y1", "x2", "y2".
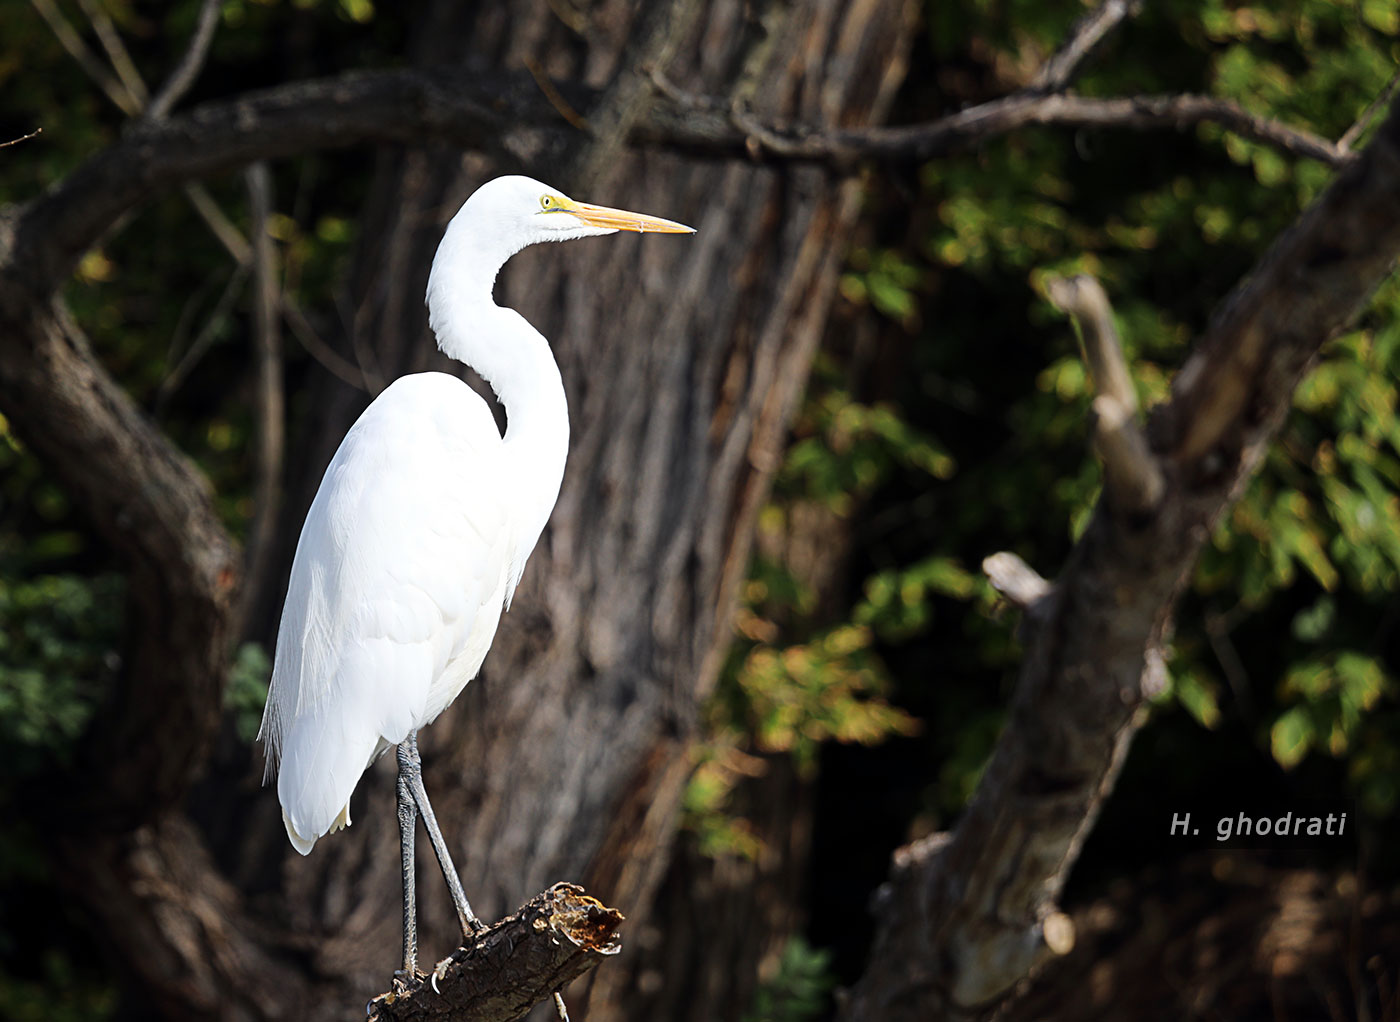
[{"x1": 392, "y1": 969, "x2": 424, "y2": 996}]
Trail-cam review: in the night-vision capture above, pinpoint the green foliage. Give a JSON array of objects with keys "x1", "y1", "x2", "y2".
[
  {"x1": 0, "y1": 574, "x2": 123, "y2": 773},
  {"x1": 227, "y1": 641, "x2": 271, "y2": 743},
  {"x1": 744, "y1": 937, "x2": 836, "y2": 1022},
  {"x1": 684, "y1": 373, "x2": 965, "y2": 855},
  {"x1": 753, "y1": 0, "x2": 1400, "y2": 906},
  {"x1": 0, "y1": 950, "x2": 117, "y2": 1022}
]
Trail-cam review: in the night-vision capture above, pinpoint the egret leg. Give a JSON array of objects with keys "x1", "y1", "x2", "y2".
[
  {"x1": 401, "y1": 731, "x2": 487, "y2": 938},
  {"x1": 395, "y1": 743, "x2": 420, "y2": 983}
]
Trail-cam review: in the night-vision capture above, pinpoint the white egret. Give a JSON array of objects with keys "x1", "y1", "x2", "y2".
[{"x1": 258, "y1": 175, "x2": 694, "y2": 980}]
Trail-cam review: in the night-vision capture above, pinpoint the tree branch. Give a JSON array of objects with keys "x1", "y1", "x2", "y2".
[
  {"x1": 982, "y1": 551, "x2": 1052, "y2": 610},
  {"x1": 0, "y1": 127, "x2": 42, "y2": 148},
  {"x1": 1028, "y1": 0, "x2": 1142, "y2": 92},
  {"x1": 73, "y1": 0, "x2": 149, "y2": 107},
  {"x1": 368, "y1": 884, "x2": 623, "y2": 1022},
  {"x1": 1047, "y1": 274, "x2": 1164, "y2": 515},
  {"x1": 8, "y1": 67, "x2": 1350, "y2": 304},
  {"x1": 146, "y1": 0, "x2": 222, "y2": 120},
  {"x1": 658, "y1": 91, "x2": 1347, "y2": 168},
  {"x1": 240, "y1": 162, "x2": 284, "y2": 631},
  {"x1": 0, "y1": 298, "x2": 240, "y2": 823},
  {"x1": 28, "y1": 0, "x2": 140, "y2": 115},
  {"x1": 840, "y1": 96, "x2": 1400, "y2": 1022}
]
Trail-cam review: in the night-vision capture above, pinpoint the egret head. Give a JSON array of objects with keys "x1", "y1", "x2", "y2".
[{"x1": 454, "y1": 175, "x2": 695, "y2": 250}]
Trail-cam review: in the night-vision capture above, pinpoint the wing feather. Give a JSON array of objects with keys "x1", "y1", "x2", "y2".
[{"x1": 260, "y1": 373, "x2": 512, "y2": 852}]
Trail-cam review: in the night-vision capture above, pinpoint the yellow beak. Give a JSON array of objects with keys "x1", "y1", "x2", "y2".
[{"x1": 562, "y1": 199, "x2": 695, "y2": 234}]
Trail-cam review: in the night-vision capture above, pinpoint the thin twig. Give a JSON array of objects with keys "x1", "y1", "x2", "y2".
[
  {"x1": 147, "y1": 0, "x2": 222, "y2": 120},
  {"x1": 74, "y1": 0, "x2": 149, "y2": 107},
  {"x1": 28, "y1": 0, "x2": 140, "y2": 115},
  {"x1": 0, "y1": 128, "x2": 42, "y2": 148},
  {"x1": 338, "y1": 291, "x2": 385, "y2": 395},
  {"x1": 240, "y1": 162, "x2": 284, "y2": 629},
  {"x1": 1029, "y1": 0, "x2": 1143, "y2": 93},
  {"x1": 1339, "y1": 66, "x2": 1400, "y2": 153},
  {"x1": 163, "y1": 266, "x2": 226, "y2": 371},
  {"x1": 524, "y1": 56, "x2": 590, "y2": 131},
  {"x1": 181, "y1": 182, "x2": 253, "y2": 265},
  {"x1": 31, "y1": 0, "x2": 251, "y2": 268},
  {"x1": 1204, "y1": 606, "x2": 1254, "y2": 724},
  {"x1": 281, "y1": 295, "x2": 368, "y2": 391},
  {"x1": 156, "y1": 263, "x2": 250, "y2": 411}
]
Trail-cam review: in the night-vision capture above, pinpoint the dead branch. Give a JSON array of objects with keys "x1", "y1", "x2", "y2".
[
  {"x1": 1047, "y1": 274, "x2": 1164, "y2": 515},
  {"x1": 147, "y1": 0, "x2": 222, "y2": 120},
  {"x1": 74, "y1": 0, "x2": 150, "y2": 108},
  {"x1": 982, "y1": 552, "x2": 1051, "y2": 610},
  {"x1": 658, "y1": 91, "x2": 1347, "y2": 168},
  {"x1": 240, "y1": 162, "x2": 285, "y2": 631},
  {"x1": 28, "y1": 0, "x2": 139, "y2": 115},
  {"x1": 0, "y1": 128, "x2": 42, "y2": 149},
  {"x1": 839, "y1": 96, "x2": 1400, "y2": 1022},
  {"x1": 1029, "y1": 0, "x2": 1142, "y2": 92},
  {"x1": 368, "y1": 884, "x2": 623, "y2": 1022}
]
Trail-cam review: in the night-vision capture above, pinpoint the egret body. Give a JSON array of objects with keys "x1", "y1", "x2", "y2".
[{"x1": 258, "y1": 175, "x2": 693, "y2": 978}]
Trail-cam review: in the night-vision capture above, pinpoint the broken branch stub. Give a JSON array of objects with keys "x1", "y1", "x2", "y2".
[
  {"x1": 368, "y1": 883, "x2": 624, "y2": 1022},
  {"x1": 1047, "y1": 274, "x2": 1165, "y2": 515}
]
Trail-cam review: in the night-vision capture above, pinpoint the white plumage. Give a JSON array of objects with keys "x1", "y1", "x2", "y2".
[
  {"x1": 258, "y1": 175, "x2": 694, "y2": 861},
  {"x1": 264, "y1": 374, "x2": 511, "y2": 851}
]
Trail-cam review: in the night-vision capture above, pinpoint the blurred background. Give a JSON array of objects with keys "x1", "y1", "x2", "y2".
[{"x1": 1, "y1": 1, "x2": 1398, "y2": 1020}]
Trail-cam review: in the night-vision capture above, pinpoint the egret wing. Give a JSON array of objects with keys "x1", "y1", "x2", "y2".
[{"x1": 261, "y1": 374, "x2": 511, "y2": 852}]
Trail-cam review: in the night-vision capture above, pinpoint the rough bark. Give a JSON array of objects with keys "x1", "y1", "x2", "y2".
[
  {"x1": 839, "y1": 97, "x2": 1400, "y2": 1022},
  {"x1": 0, "y1": 296, "x2": 239, "y2": 825},
  {"x1": 367, "y1": 884, "x2": 623, "y2": 1022}
]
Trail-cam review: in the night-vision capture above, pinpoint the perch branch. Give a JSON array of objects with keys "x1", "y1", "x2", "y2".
[
  {"x1": 1047, "y1": 273, "x2": 1163, "y2": 515},
  {"x1": 368, "y1": 884, "x2": 623, "y2": 1022}
]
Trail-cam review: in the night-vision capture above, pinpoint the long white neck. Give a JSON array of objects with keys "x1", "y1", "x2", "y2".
[{"x1": 425, "y1": 220, "x2": 569, "y2": 594}]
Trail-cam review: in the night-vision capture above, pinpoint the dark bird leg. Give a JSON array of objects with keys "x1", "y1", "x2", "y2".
[
  {"x1": 395, "y1": 741, "x2": 420, "y2": 986},
  {"x1": 402, "y1": 730, "x2": 487, "y2": 939}
]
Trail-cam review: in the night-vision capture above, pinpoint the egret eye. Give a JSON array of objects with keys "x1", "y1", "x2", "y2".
[{"x1": 540, "y1": 195, "x2": 554, "y2": 210}]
